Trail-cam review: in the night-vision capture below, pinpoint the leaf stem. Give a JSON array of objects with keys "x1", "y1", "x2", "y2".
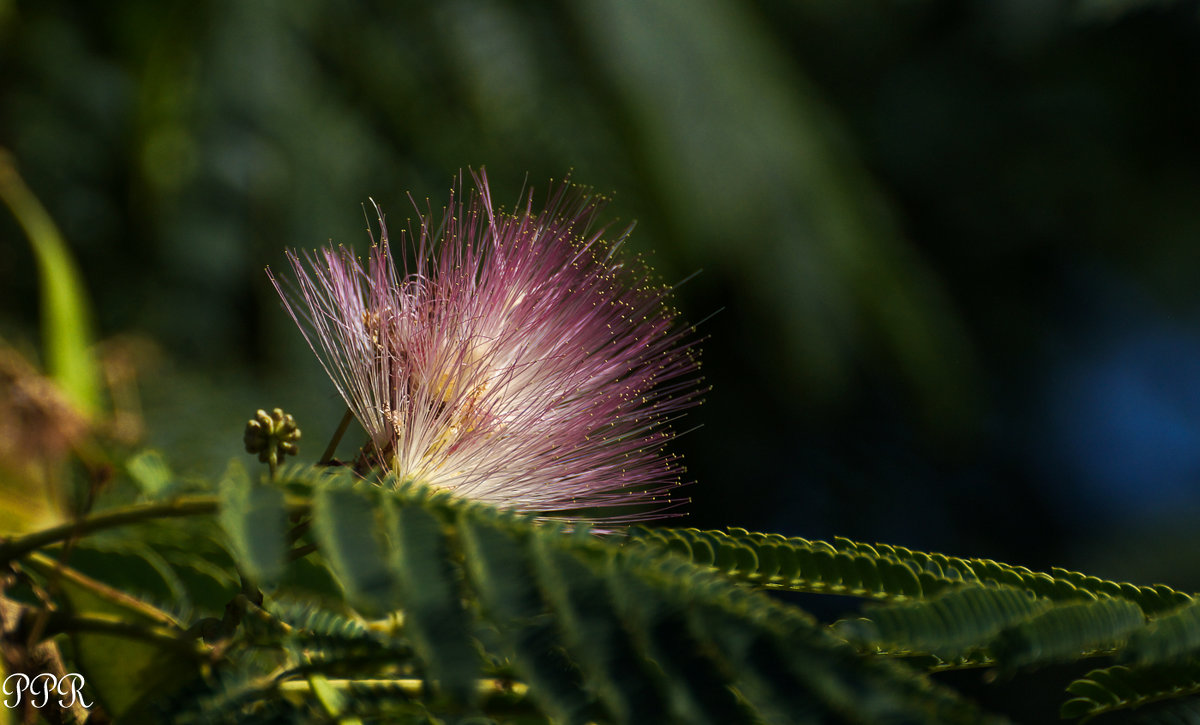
[
  {"x1": 35, "y1": 611, "x2": 208, "y2": 656},
  {"x1": 276, "y1": 677, "x2": 529, "y2": 699},
  {"x1": 287, "y1": 543, "x2": 319, "y2": 562},
  {"x1": 320, "y1": 407, "x2": 355, "y2": 465},
  {"x1": 0, "y1": 496, "x2": 310, "y2": 564}
]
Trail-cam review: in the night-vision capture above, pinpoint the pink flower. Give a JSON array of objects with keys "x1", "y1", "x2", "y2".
[{"x1": 270, "y1": 170, "x2": 702, "y2": 523}]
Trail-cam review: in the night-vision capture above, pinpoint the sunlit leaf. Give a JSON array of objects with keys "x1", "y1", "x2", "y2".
[
  {"x1": 126, "y1": 450, "x2": 175, "y2": 499},
  {"x1": 0, "y1": 463, "x2": 67, "y2": 536},
  {"x1": 0, "y1": 150, "x2": 100, "y2": 419}
]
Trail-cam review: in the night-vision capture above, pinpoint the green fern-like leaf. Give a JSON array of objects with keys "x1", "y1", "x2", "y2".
[
  {"x1": 627, "y1": 526, "x2": 931, "y2": 600},
  {"x1": 629, "y1": 528, "x2": 1193, "y2": 617},
  {"x1": 991, "y1": 596, "x2": 1145, "y2": 670},
  {"x1": 1062, "y1": 663, "x2": 1200, "y2": 722},
  {"x1": 215, "y1": 467, "x2": 1002, "y2": 722},
  {"x1": 533, "y1": 533, "x2": 674, "y2": 723},
  {"x1": 844, "y1": 582, "x2": 1146, "y2": 671},
  {"x1": 607, "y1": 554, "x2": 760, "y2": 724},
  {"x1": 838, "y1": 584, "x2": 1050, "y2": 660},
  {"x1": 1126, "y1": 600, "x2": 1200, "y2": 665},
  {"x1": 311, "y1": 484, "x2": 395, "y2": 614},
  {"x1": 596, "y1": 530, "x2": 997, "y2": 723},
  {"x1": 457, "y1": 509, "x2": 596, "y2": 725},
  {"x1": 652, "y1": 554, "x2": 999, "y2": 724},
  {"x1": 265, "y1": 597, "x2": 412, "y2": 663},
  {"x1": 382, "y1": 494, "x2": 480, "y2": 706},
  {"x1": 168, "y1": 666, "x2": 305, "y2": 725}
]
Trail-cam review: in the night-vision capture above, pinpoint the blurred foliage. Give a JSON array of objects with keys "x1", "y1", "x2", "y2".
[
  {"x1": 0, "y1": 0, "x2": 980, "y2": 414},
  {"x1": 0, "y1": 150, "x2": 100, "y2": 419},
  {"x1": 5, "y1": 0, "x2": 1200, "y2": 645}
]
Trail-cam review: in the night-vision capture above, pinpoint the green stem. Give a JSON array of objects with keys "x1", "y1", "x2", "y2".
[
  {"x1": 287, "y1": 542, "x2": 319, "y2": 562},
  {"x1": 0, "y1": 496, "x2": 310, "y2": 563},
  {"x1": 320, "y1": 407, "x2": 355, "y2": 465},
  {"x1": 34, "y1": 611, "x2": 208, "y2": 656},
  {"x1": 276, "y1": 677, "x2": 529, "y2": 699},
  {"x1": 285, "y1": 518, "x2": 311, "y2": 545}
]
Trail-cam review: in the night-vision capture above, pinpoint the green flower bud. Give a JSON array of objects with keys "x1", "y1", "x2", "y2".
[{"x1": 243, "y1": 408, "x2": 301, "y2": 471}]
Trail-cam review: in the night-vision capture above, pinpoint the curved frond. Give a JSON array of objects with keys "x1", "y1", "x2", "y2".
[
  {"x1": 458, "y1": 512, "x2": 599, "y2": 724},
  {"x1": 617, "y1": 547, "x2": 1001, "y2": 724},
  {"x1": 842, "y1": 583, "x2": 1145, "y2": 672},
  {"x1": 838, "y1": 585, "x2": 1050, "y2": 660},
  {"x1": 1112, "y1": 696, "x2": 1200, "y2": 725},
  {"x1": 1061, "y1": 664, "x2": 1200, "y2": 722},
  {"x1": 532, "y1": 534, "x2": 674, "y2": 723},
  {"x1": 628, "y1": 527, "x2": 1193, "y2": 615},
  {"x1": 991, "y1": 596, "x2": 1145, "y2": 670},
  {"x1": 1126, "y1": 600, "x2": 1200, "y2": 665},
  {"x1": 382, "y1": 494, "x2": 479, "y2": 706},
  {"x1": 264, "y1": 598, "x2": 413, "y2": 663},
  {"x1": 626, "y1": 526, "x2": 932, "y2": 600},
  {"x1": 245, "y1": 468, "x2": 1002, "y2": 723}
]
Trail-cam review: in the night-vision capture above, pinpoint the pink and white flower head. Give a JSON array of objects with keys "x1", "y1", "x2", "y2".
[{"x1": 270, "y1": 170, "x2": 702, "y2": 523}]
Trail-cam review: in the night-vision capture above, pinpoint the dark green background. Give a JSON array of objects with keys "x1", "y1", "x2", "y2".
[{"x1": 5, "y1": 0, "x2": 1200, "y2": 589}]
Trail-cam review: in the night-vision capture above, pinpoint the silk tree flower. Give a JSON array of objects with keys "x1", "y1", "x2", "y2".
[{"x1": 269, "y1": 170, "x2": 702, "y2": 523}]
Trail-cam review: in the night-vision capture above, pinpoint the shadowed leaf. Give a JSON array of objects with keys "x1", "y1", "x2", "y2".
[
  {"x1": 312, "y1": 485, "x2": 394, "y2": 614},
  {"x1": 383, "y1": 495, "x2": 479, "y2": 706},
  {"x1": 218, "y1": 459, "x2": 287, "y2": 584}
]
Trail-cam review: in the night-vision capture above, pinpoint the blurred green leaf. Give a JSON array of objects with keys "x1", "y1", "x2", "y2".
[
  {"x1": 384, "y1": 497, "x2": 479, "y2": 706},
  {"x1": 312, "y1": 485, "x2": 394, "y2": 614},
  {"x1": 458, "y1": 514, "x2": 594, "y2": 723},
  {"x1": 307, "y1": 673, "x2": 349, "y2": 719},
  {"x1": 126, "y1": 449, "x2": 175, "y2": 498},
  {"x1": 217, "y1": 459, "x2": 288, "y2": 584},
  {"x1": 0, "y1": 149, "x2": 101, "y2": 420},
  {"x1": 0, "y1": 464, "x2": 68, "y2": 536}
]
